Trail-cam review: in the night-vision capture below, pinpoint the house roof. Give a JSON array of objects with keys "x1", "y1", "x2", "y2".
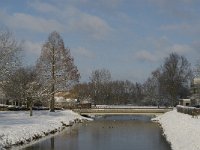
[
  {"x1": 179, "y1": 99, "x2": 191, "y2": 102},
  {"x1": 55, "y1": 96, "x2": 77, "y2": 103}
]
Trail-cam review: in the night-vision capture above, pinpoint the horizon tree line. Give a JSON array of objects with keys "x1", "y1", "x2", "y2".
[
  {"x1": 73, "y1": 53, "x2": 193, "y2": 106},
  {"x1": 0, "y1": 27, "x2": 197, "y2": 111}
]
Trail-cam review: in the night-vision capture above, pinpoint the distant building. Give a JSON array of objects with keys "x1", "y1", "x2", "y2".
[
  {"x1": 54, "y1": 92, "x2": 91, "y2": 109},
  {"x1": 55, "y1": 92, "x2": 78, "y2": 109},
  {"x1": 179, "y1": 99, "x2": 191, "y2": 106},
  {"x1": 77, "y1": 98, "x2": 92, "y2": 109},
  {"x1": 190, "y1": 78, "x2": 200, "y2": 106}
]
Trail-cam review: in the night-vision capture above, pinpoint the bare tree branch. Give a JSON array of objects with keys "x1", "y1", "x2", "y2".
[{"x1": 36, "y1": 31, "x2": 80, "y2": 112}]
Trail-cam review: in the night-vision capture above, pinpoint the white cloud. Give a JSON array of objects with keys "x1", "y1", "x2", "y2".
[
  {"x1": 157, "y1": 44, "x2": 194, "y2": 60},
  {"x1": 28, "y1": 1, "x2": 59, "y2": 13},
  {"x1": 134, "y1": 36, "x2": 195, "y2": 63},
  {"x1": 149, "y1": 0, "x2": 198, "y2": 20},
  {"x1": 13, "y1": 13, "x2": 64, "y2": 33},
  {"x1": 73, "y1": 47, "x2": 95, "y2": 59},
  {"x1": 135, "y1": 50, "x2": 157, "y2": 62},
  {"x1": 69, "y1": 12, "x2": 113, "y2": 39},
  {"x1": 150, "y1": 0, "x2": 196, "y2": 6},
  {"x1": 1, "y1": 12, "x2": 65, "y2": 33},
  {"x1": 89, "y1": 0, "x2": 122, "y2": 9},
  {"x1": 160, "y1": 24, "x2": 189, "y2": 31},
  {"x1": 28, "y1": 1, "x2": 113, "y2": 39},
  {"x1": 160, "y1": 23, "x2": 200, "y2": 35},
  {"x1": 192, "y1": 40, "x2": 200, "y2": 53},
  {"x1": 171, "y1": 44, "x2": 193, "y2": 54},
  {"x1": 23, "y1": 41, "x2": 42, "y2": 55}
]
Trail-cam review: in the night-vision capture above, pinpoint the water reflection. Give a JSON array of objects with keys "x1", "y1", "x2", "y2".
[
  {"x1": 23, "y1": 115, "x2": 171, "y2": 150},
  {"x1": 50, "y1": 138, "x2": 54, "y2": 150}
]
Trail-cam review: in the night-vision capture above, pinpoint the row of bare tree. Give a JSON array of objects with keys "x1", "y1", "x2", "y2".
[
  {"x1": 75, "y1": 69, "x2": 141, "y2": 105},
  {"x1": 143, "y1": 53, "x2": 192, "y2": 106},
  {"x1": 0, "y1": 27, "x2": 195, "y2": 110},
  {"x1": 0, "y1": 28, "x2": 80, "y2": 113},
  {"x1": 73, "y1": 53, "x2": 193, "y2": 106}
]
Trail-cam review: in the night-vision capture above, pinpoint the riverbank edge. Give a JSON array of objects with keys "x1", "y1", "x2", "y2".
[
  {"x1": 0, "y1": 111, "x2": 92, "y2": 150},
  {"x1": 152, "y1": 118, "x2": 173, "y2": 150}
]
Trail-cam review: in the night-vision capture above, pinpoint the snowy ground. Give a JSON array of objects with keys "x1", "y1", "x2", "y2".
[
  {"x1": 1, "y1": 108, "x2": 199, "y2": 150},
  {"x1": 152, "y1": 109, "x2": 200, "y2": 150},
  {"x1": 0, "y1": 110, "x2": 90, "y2": 150}
]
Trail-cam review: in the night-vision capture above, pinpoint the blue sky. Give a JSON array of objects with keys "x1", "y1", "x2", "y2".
[{"x1": 0, "y1": 0, "x2": 200, "y2": 82}]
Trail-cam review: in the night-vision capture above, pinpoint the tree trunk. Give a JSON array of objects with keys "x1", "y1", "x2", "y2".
[
  {"x1": 30, "y1": 105, "x2": 33, "y2": 116},
  {"x1": 28, "y1": 97, "x2": 33, "y2": 116},
  {"x1": 50, "y1": 47, "x2": 55, "y2": 112},
  {"x1": 50, "y1": 84, "x2": 55, "y2": 112}
]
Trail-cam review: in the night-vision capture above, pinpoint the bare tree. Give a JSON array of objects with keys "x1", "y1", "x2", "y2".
[
  {"x1": 143, "y1": 68, "x2": 164, "y2": 106},
  {"x1": 90, "y1": 69, "x2": 111, "y2": 84},
  {"x1": 36, "y1": 31, "x2": 80, "y2": 112},
  {"x1": 143, "y1": 77, "x2": 158, "y2": 105},
  {"x1": 26, "y1": 81, "x2": 41, "y2": 116},
  {"x1": 89, "y1": 69, "x2": 111, "y2": 105},
  {"x1": 189, "y1": 60, "x2": 200, "y2": 105},
  {"x1": 161, "y1": 53, "x2": 192, "y2": 106},
  {"x1": 195, "y1": 59, "x2": 200, "y2": 77},
  {"x1": 2, "y1": 67, "x2": 37, "y2": 106},
  {"x1": 75, "y1": 79, "x2": 143, "y2": 105},
  {"x1": 72, "y1": 83, "x2": 92, "y2": 102},
  {"x1": 0, "y1": 28, "x2": 22, "y2": 81}
]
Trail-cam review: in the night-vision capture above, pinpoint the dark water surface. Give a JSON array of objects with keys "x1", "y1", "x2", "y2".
[{"x1": 23, "y1": 115, "x2": 171, "y2": 150}]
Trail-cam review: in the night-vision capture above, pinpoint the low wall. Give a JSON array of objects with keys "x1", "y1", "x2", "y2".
[
  {"x1": 74, "y1": 108, "x2": 172, "y2": 115},
  {"x1": 176, "y1": 105, "x2": 200, "y2": 115}
]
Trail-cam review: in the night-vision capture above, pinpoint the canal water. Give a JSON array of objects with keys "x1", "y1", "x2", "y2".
[{"x1": 23, "y1": 115, "x2": 171, "y2": 150}]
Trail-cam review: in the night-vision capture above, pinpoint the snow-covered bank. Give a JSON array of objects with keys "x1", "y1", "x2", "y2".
[
  {"x1": 0, "y1": 110, "x2": 91, "y2": 149},
  {"x1": 152, "y1": 110, "x2": 200, "y2": 150}
]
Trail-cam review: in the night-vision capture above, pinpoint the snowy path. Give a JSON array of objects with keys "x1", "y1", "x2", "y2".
[
  {"x1": 0, "y1": 110, "x2": 89, "y2": 149},
  {"x1": 153, "y1": 110, "x2": 200, "y2": 150}
]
